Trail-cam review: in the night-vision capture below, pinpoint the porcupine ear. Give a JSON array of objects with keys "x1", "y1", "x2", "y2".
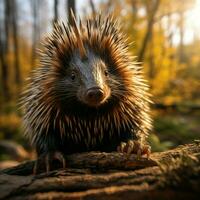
[{"x1": 70, "y1": 9, "x2": 87, "y2": 60}]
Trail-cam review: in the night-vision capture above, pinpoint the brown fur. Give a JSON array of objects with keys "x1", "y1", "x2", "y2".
[{"x1": 21, "y1": 13, "x2": 152, "y2": 154}]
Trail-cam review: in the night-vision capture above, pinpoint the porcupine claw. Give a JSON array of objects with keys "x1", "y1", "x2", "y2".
[
  {"x1": 117, "y1": 140, "x2": 151, "y2": 159},
  {"x1": 33, "y1": 151, "x2": 66, "y2": 175}
]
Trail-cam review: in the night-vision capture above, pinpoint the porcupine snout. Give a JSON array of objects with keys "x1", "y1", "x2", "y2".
[
  {"x1": 74, "y1": 53, "x2": 111, "y2": 107},
  {"x1": 85, "y1": 86, "x2": 104, "y2": 104}
]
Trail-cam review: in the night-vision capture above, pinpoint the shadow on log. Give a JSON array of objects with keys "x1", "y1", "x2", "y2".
[{"x1": 0, "y1": 141, "x2": 200, "y2": 200}]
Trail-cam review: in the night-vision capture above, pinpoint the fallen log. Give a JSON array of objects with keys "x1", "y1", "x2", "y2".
[{"x1": 0, "y1": 141, "x2": 200, "y2": 200}]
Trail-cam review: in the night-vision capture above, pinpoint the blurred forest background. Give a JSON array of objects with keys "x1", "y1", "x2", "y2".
[{"x1": 0, "y1": 0, "x2": 200, "y2": 163}]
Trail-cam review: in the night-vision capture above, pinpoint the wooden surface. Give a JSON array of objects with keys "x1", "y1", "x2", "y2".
[{"x1": 0, "y1": 141, "x2": 200, "y2": 200}]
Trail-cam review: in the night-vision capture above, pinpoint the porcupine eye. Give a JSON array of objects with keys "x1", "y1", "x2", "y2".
[
  {"x1": 71, "y1": 72, "x2": 76, "y2": 80},
  {"x1": 104, "y1": 70, "x2": 109, "y2": 77}
]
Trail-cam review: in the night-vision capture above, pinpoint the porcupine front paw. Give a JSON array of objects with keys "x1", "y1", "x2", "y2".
[
  {"x1": 33, "y1": 151, "x2": 66, "y2": 174},
  {"x1": 117, "y1": 140, "x2": 151, "y2": 159}
]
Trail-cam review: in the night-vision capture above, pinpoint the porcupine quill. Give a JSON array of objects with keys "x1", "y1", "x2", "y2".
[{"x1": 21, "y1": 11, "x2": 152, "y2": 160}]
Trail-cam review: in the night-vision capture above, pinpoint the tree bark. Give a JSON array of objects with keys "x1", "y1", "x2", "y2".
[{"x1": 0, "y1": 142, "x2": 200, "y2": 200}]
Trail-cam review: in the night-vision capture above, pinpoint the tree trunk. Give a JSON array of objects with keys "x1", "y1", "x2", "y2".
[
  {"x1": 0, "y1": 40, "x2": 10, "y2": 101},
  {"x1": 0, "y1": 0, "x2": 11, "y2": 101},
  {"x1": 53, "y1": 0, "x2": 59, "y2": 26},
  {"x1": 10, "y1": 0, "x2": 21, "y2": 85},
  {"x1": 138, "y1": 0, "x2": 160, "y2": 62},
  {"x1": 0, "y1": 142, "x2": 200, "y2": 199},
  {"x1": 148, "y1": 32, "x2": 155, "y2": 80},
  {"x1": 89, "y1": 0, "x2": 96, "y2": 17},
  {"x1": 31, "y1": 0, "x2": 39, "y2": 69},
  {"x1": 178, "y1": 10, "x2": 185, "y2": 63},
  {"x1": 67, "y1": 0, "x2": 76, "y2": 25}
]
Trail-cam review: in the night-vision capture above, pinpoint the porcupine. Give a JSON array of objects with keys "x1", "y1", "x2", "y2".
[{"x1": 21, "y1": 12, "x2": 152, "y2": 173}]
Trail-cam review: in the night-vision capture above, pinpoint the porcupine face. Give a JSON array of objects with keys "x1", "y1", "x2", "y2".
[
  {"x1": 43, "y1": 14, "x2": 130, "y2": 112},
  {"x1": 39, "y1": 12, "x2": 145, "y2": 118},
  {"x1": 61, "y1": 50, "x2": 111, "y2": 107}
]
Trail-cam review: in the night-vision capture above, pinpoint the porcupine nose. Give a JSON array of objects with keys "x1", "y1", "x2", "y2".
[{"x1": 86, "y1": 87, "x2": 104, "y2": 103}]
